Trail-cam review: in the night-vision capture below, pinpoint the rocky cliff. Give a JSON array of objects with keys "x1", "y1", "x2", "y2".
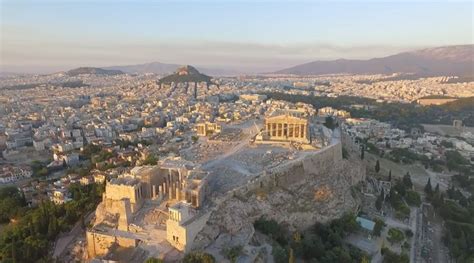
[{"x1": 192, "y1": 142, "x2": 365, "y2": 253}]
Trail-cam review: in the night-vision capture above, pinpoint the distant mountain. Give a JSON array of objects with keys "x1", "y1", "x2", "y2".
[
  {"x1": 158, "y1": 65, "x2": 212, "y2": 84},
  {"x1": 274, "y1": 45, "x2": 474, "y2": 76},
  {"x1": 66, "y1": 67, "x2": 124, "y2": 76}
]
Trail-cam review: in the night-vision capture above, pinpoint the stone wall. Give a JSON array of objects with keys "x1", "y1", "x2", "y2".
[
  {"x1": 233, "y1": 141, "x2": 345, "y2": 197},
  {"x1": 104, "y1": 183, "x2": 143, "y2": 213},
  {"x1": 193, "y1": 138, "x2": 365, "y2": 253},
  {"x1": 86, "y1": 231, "x2": 138, "y2": 259}
]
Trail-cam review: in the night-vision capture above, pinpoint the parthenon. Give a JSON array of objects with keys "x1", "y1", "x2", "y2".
[{"x1": 257, "y1": 112, "x2": 310, "y2": 144}]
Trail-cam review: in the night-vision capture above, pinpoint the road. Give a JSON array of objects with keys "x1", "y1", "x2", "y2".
[{"x1": 410, "y1": 208, "x2": 421, "y2": 263}]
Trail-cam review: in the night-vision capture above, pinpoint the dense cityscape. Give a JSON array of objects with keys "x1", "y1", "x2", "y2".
[
  {"x1": 1, "y1": 1, "x2": 473, "y2": 263},
  {"x1": 0, "y1": 64, "x2": 473, "y2": 262}
]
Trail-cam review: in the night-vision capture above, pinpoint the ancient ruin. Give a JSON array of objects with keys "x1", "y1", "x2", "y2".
[
  {"x1": 85, "y1": 105, "x2": 366, "y2": 261},
  {"x1": 86, "y1": 158, "x2": 209, "y2": 259},
  {"x1": 257, "y1": 111, "x2": 310, "y2": 144},
  {"x1": 195, "y1": 122, "x2": 222, "y2": 137}
]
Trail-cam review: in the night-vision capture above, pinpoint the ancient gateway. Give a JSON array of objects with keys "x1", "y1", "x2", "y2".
[
  {"x1": 257, "y1": 111, "x2": 310, "y2": 144},
  {"x1": 86, "y1": 158, "x2": 209, "y2": 259}
]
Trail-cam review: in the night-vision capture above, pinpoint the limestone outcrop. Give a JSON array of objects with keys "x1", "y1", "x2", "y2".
[{"x1": 193, "y1": 142, "x2": 365, "y2": 252}]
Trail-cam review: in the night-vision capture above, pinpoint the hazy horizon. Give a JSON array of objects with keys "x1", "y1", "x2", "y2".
[{"x1": 1, "y1": 0, "x2": 473, "y2": 74}]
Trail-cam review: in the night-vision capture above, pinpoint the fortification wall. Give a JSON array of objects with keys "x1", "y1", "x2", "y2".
[
  {"x1": 94, "y1": 198, "x2": 132, "y2": 231},
  {"x1": 104, "y1": 183, "x2": 143, "y2": 213},
  {"x1": 86, "y1": 230, "x2": 138, "y2": 259},
  {"x1": 86, "y1": 231, "x2": 113, "y2": 258},
  {"x1": 232, "y1": 141, "x2": 345, "y2": 196}
]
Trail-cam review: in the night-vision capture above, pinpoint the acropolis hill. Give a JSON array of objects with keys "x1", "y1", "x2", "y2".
[{"x1": 85, "y1": 102, "x2": 366, "y2": 262}]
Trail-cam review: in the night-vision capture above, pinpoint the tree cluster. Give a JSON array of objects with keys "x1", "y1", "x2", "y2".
[
  {"x1": 0, "y1": 183, "x2": 104, "y2": 262},
  {"x1": 182, "y1": 251, "x2": 215, "y2": 263},
  {"x1": 0, "y1": 187, "x2": 27, "y2": 224},
  {"x1": 424, "y1": 178, "x2": 474, "y2": 262},
  {"x1": 254, "y1": 214, "x2": 367, "y2": 263},
  {"x1": 381, "y1": 247, "x2": 409, "y2": 263},
  {"x1": 387, "y1": 175, "x2": 418, "y2": 219}
]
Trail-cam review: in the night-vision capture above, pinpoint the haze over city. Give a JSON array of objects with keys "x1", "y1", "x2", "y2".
[
  {"x1": 1, "y1": 0, "x2": 473, "y2": 73},
  {"x1": 0, "y1": 1, "x2": 473, "y2": 263}
]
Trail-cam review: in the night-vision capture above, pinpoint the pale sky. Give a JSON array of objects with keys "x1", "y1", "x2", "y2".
[{"x1": 1, "y1": 0, "x2": 473, "y2": 73}]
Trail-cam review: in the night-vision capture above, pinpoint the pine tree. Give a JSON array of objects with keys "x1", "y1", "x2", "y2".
[
  {"x1": 375, "y1": 188, "x2": 384, "y2": 211},
  {"x1": 434, "y1": 183, "x2": 440, "y2": 193},
  {"x1": 388, "y1": 170, "x2": 392, "y2": 181},
  {"x1": 424, "y1": 178, "x2": 432, "y2": 195},
  {"x1": 403, "y1": 172, "x2": 413, "y2": 189},
  {"x1": 375, "y1": 160, "x2": 380, "y2": 173},
  {"x1": 375, "y1": 196, "x2": 383, "y2": 211},
  {"x1": 361, "y1": 146, "x2": 365, "y2": 160},
  {"x1": 47, "y1": 217, "x2": 58, "y2": 240}
]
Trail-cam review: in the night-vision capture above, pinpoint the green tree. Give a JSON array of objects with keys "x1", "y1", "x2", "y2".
[
  {"x1": 375, "y1": 160, "x2": 380, "y2": 173},
  {"x1": 324, "y1": 116, "x2": 336, "y2": 130},
  {"x1": 183, "y1": 251, "x2": 215, "y2": 263},
  {"x1": 373, "y1": 218, "x2": 385, "y2": 236},
  {"x1": 272, "y1": 243, "x2": 288, "y2": 263},
  {"x1": 47, "y1": 217, "x2": 59, "y2": 240},
  {"x1": 382, "y1": 248, "x2": 409, "y2": 263},
  {"x1": 402, "y1": 172, "x2": 412, "y2": 189},
  {"x1": 387, "y1": 228, "x2": 405, "y2": 244},
  {"x1": 143, "y1": 155, "x2": 158, "y2": 165},
  {"x1": 424, "y1": 178, "x2": 432, "y2": 195},
  {"x1": 405, "y1": 191, "x2": 421, "y2": 207},
  {"x1": 222, "y1": 245, "x2": 242, "y2": 263},
  {"x1": 376, "y1": 188, "x2": 384, "y2": 211},
  {"x1": 388, "y1": 170, "x2": 392, "y2": 181},
  {"x1": 375, "y1": 196, "x2": 383, "y2": 211},
  {"x1": 445, "y1": 150, "x2": 470, "y2": 173}
]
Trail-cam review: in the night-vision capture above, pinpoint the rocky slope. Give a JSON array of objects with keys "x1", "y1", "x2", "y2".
[{"x1": 193, "y1": 151, "x2": 365, "y2": 255}]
